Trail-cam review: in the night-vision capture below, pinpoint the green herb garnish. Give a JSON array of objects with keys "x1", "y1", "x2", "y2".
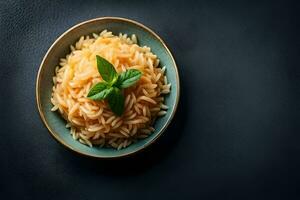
[{"x1": 87, "y1": 55, "x2": 142, "y2": 116}]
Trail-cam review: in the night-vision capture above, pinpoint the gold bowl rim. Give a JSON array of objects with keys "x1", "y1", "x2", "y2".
[{"x1": 36, "y1": 17, "x2": 180, "y2": 159}]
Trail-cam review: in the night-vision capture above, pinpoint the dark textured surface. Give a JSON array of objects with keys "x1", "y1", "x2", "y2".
[{"x1": 0, "y1": 0, "x2": 299, "y2": 199}]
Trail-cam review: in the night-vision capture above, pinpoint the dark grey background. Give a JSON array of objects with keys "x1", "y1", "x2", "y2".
[{"x1": 0, "y1": 0, "x2": 299, "y2": 199}]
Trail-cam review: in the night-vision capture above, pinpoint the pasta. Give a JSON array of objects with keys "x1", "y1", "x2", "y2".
[{"x1": 51, "y1": 30, "x2": 170, "y2": 149}]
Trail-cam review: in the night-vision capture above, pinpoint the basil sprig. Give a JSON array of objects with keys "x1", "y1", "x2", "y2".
[{"x1": 87, "y1": 55, "x2": 142, "y2": 116}]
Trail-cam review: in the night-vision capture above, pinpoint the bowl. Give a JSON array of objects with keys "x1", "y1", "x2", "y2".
[{"x1": 36, "y1": 17, "x2": 180, "y2": 158}]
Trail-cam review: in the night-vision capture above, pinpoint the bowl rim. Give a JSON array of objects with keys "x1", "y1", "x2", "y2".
[{"x1": 36, "y1": 16, "x2": 180, "y2": 159}]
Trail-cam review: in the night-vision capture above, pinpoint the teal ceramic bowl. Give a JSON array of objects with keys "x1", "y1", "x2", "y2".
[{"x1": 36, "y1": 17, "x2": 180, "y2": 158}]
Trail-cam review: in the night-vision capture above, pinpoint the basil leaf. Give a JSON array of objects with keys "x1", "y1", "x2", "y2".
[
  {"x1": 87, "y1": 55, "x2": 142, "y2": 115},
  {"x1": 96, "y1": 55, "x2": 117, "y2": 83},
  {"x1": 87, "y1": 82, "x2": 113, "y2": 100},
  {"x1": 116, "y1": 69, "x2": 142, "y2": 88},
  {"x1": 107, "y1": 88, "x2": 125, "y2": 116}
]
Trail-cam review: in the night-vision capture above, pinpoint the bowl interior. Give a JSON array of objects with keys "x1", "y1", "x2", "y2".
[{"x1": 37, "y1": 18, "x2": 179, "y2": 158}]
